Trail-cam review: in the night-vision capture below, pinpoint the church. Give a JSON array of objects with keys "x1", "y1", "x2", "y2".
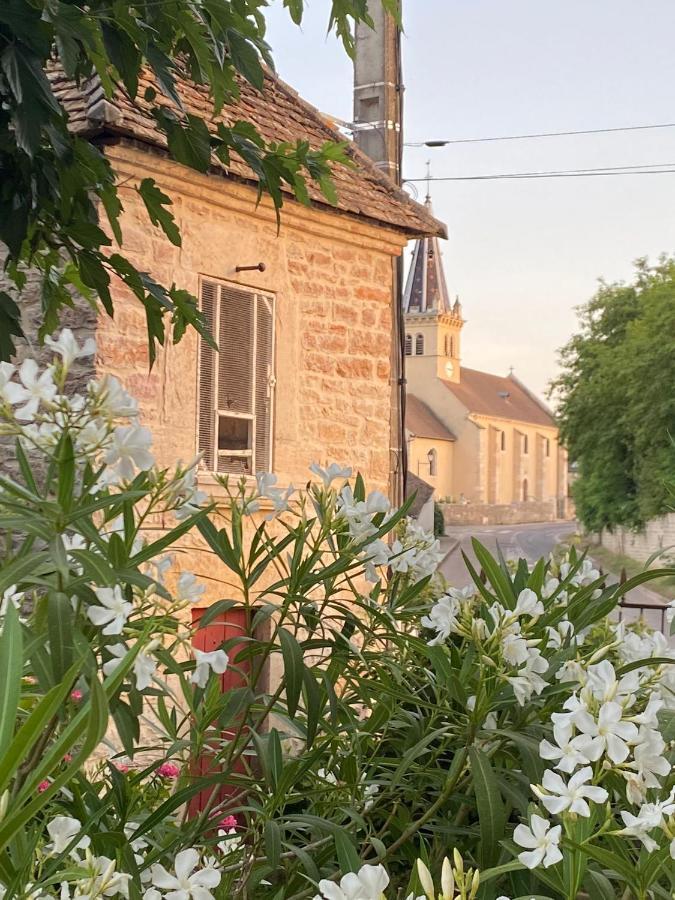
[{"x1": 403, "y1": 198, "x2": 568, "y2": 525}]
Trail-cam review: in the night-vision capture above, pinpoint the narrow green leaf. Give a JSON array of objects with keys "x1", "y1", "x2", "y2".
[
  {"x1": 47, "y1": 591, "x2": 74, "y2": 682},
  {"x1": 278, "y1": 628, "x2": 303, "y2": 718},
  {"x1": 0, "y1": 603, "x2": 22, "y2": 755},
  {"x1": 469, "y1": 746, "x2": 506, "y2": 869}
]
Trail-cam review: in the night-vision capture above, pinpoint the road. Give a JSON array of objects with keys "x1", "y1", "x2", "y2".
[{"x1": 439, "y1": 520, "x2": 669, "y2": 633}]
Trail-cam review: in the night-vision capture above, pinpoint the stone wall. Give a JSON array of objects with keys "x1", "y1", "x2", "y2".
[
  {"x1": 598, "y1": 514, "x2": 675, "y2": 565},
  {"x1": 0, "y1": 251, "x2": 97, "y2": 480},
  {"x1": 441, "y1": 498, "x2": 562, "y2": 526}
]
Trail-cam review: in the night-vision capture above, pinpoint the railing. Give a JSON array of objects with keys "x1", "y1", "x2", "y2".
[{"x1": 616, "y1": 599, "x2": 669, "y2": 634}]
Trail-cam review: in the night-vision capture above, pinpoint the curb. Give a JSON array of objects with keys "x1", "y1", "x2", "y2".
[{"x1": 438, "y1": 537, "x2": 461, "y2": 569}]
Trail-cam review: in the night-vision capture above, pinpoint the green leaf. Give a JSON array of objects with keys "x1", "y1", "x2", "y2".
[
  {"x1": 583, "y1": 868, "x2": 617, "y2": 900},
  {"x1": 469, "y1": 746, "x2": 506, "y2": 869},
  {"x1": 333, "y1": 829, "x2": 361, "y2": 875},
  {"x1": 0, "y1": 603, "x2": 22, "y2": 756},
  {"x1": 278, "y1": 628, "x2": 304, "y2": 718},
  {"x1": 226, "y1": 29, "x2": 264, "y2": 90},
  {"x1": 138, "y1": 178, "x2": 181, "y2": 246},
  {"x1": 264, "y1": 820, "x2": 281, "y2": 868},
  {"x1": 47, "y1": 591, "x2": 74, "y2": 683}
]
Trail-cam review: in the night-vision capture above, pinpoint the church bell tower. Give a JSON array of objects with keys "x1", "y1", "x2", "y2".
[{"x1": 403, "y1": 192, "x2": 463, "y2": 385}]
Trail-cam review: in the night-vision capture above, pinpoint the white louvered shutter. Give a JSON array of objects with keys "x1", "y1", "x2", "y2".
[
  {"x1": 255, "y1": 295, "x2": 275, "y2": 473},
  {"x1": 218, "y1": 286, "x2": 254, "y2": 414},
  {"x1": 197, "y1": 280, "x2": 218, "y2": 470}
]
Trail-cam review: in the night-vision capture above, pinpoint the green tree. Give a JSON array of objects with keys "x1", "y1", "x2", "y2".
[
  {"x1": 550, "y1": 257, "x2": 675, "y2": 532},
  {"x1": 0, "y1": 0, "x2": 397, "y2": 362}
]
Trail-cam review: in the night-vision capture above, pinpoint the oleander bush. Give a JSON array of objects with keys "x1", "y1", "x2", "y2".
[{"x1": 0, "y1": 332, "x2": 674, "y2": 900}]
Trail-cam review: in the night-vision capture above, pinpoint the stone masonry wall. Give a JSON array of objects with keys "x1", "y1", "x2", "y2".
[
  {"x1": 598, "y1": 514, "x2": 675, "y2": 565},
  {"x1": 94, "y1": 143, "x2": 406, "y2": 604},
  {"x1": 441, "y1": 498, "x2": 561, "y2": 527},
  {"x1": 0, "y1": 250, "x2": 97, "y2": 480}
]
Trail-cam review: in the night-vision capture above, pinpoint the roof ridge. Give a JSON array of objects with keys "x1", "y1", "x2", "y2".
[{"x1": 507, "y1": 372, "x2": 556, "y2": 419}]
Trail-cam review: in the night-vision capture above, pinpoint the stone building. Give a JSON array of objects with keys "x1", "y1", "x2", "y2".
[
  {"x1": 403, "y1": 199, "x2": 567, "y2": 525},
  {"x1": 2, "y1": 65, "x2": 444, "y2": 599}
]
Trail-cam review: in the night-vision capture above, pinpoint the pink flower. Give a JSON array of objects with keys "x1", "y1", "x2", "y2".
[
  {"x1": 38, "y1": 780, "x2": 50, "y2": 793},
  {"x1": 63, "y1": 754, "x2": 73, "y2": 764},
  {"x1": 156, "y1": 762, "x2": 180, "y2": 779},
  {"x1": 219, "y1": 815, "x2": 237, "y2": 829},
  {"x1": 115, "y1": 763, "x2": 130, "y2": 774},
  {"x1": 70, "y1": 689, "x2": 83, "y2": 702}
]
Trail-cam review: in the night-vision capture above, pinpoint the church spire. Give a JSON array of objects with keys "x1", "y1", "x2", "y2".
[{"x1": 402, "y1": 184, "x2": 452, "y2": 315}]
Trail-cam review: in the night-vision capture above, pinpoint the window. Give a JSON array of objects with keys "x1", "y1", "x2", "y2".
[
  {"x1": 443, "y1": 334, "x2": 449, "y2": 356},
  {"x1": 415, "y1": 333, "x2": 424, "y2": 355},
  {"x1": 500, "y1": 431, "x2": 506, "y2": 451},
  {"x1": 404, "y1": 334, "x2": 412, "y2": 356},
  {"x1": 197, "y1": 279, "x2": 275, "y2": 475},
  {"x1": 523, "y1": 434, "x2": 529, "y2": 454},
  {"x1": 450, "y1": 336, "x2": 455, "y2": 357},
  {"x1": 546, "y1": 438, "x2": 550, "y2": 457},
  {"x1": 428, "y1": 447, "x2": 437, "y2": 476},
  {"x1": 522, "y1": 478, "x2": 528, "y2": 502}
]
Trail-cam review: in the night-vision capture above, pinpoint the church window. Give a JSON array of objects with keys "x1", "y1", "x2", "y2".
[
  {"x1": 428, "y1": 447, "x2": 437, "y2": 476},
  {"x1": 500, "y1": 431, "x2": 506, "y2": 451},
  {"x1": 522, "y1": 478, "x2": 528, "y2": 502},
  {"x1": 415, "y1": 333, "x2": 424, "y2": 355},
  {"x1": 450, "y1": 336, "x2": 455, "y2": 357},
  {"x1": 523, "y1": 434, "x2": 529, "y2": 454},
  {"x1": 404, "y1": 334, "x2": 412, "y2": 356},
  {"x1": 546, "y1": 438, "x2": 551, "y2": 457},
  {"x1": 197, "y1": 278, "x2": 275, "y2": 476}
]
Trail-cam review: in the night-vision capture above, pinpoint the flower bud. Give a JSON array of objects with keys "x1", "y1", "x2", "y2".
[
  {"x1": 469, "y1": 868, "x2": 480, "y2": 899},
  {"x1": 440, "y1": 857, "x2": 454, "y2": 898},
  {"x1": 416, "y1": 859, "x2": 435, "y2": 900},
  {"x1": 452, "y1": 847, "x2": 463, "y2": 874}
]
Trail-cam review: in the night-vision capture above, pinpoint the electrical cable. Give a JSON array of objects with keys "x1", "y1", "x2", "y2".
[
  {"x1": 404, "y1": 122, "x2": 675, "y2": 147},
  {"x1": 405, "y1": 163, "x2": 675, "y2": 183}
]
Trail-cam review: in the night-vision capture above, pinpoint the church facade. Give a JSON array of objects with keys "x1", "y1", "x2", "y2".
[{"x1": 403, "y1": 204, "x2": 568, "y2": 524}]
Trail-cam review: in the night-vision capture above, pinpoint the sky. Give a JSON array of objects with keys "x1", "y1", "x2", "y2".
[{"x1": 263, "y1": 0, "x2": 675, "y2": 400}]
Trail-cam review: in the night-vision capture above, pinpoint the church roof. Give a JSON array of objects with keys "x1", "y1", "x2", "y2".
[
  {"x1": 406, "y1": 395, "x2": 456, "y2": 441},
  {"x1": 443, "y1": 369, "x2": 555, "y2": 428},
  {"x1": 48, "y1": 65, "x2": 446, "y2": 239},
  {"x1": 402, "y1": 199, "x2": 458, "y2": 313}
]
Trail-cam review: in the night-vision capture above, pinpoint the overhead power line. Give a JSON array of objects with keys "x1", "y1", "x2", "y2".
[
  {"x1": 405, "y1": 161, "x2": 675, "y2": 182},
  {"x1": 404, "y1": 122, "x2": 675, "y2": 147}
]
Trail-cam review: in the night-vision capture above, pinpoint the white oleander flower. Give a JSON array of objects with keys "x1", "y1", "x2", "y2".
[
  {"x1": 545, "y1": 619, "x2": 575, "y2": 649},
  {"x1": 146, "y1": 849, "x2": 220, "y2": 900},
  {"x1": 532, "y1": 766, "x2": 608, "y2": 817},
  {"x1": 501, "y1": 625, "x2": 530, "y2": 667},
  {"x1": 46, "y1": 816, "x2": 91, "y2": 857},
  {"x1": 421, "y1": 592, "x2": 461, "y2": 645},
  {"x1": 629, "y1": 725, "x2": 671, "y2": 786},
  {"x1": 88, "y1": 586, "x2": 133, "y2": 635},
  {"x1": 177, "y1": 572, "x2": 206, "y2": 604},
  {"x1": 255, "y1": 472, "x2": 295, "y2": 518},
  {"x1": 584, "y1": 660, "x2": 639, "y2": 706},
  {"x1": 514, "y1": 588, "x2": 544, "y2": 618},
  {"x1": 12, "y1": 359, "x2": 58, "y2": 421},
  {"x1": 507, "y1": 649, "x2": 548, "y2": 706},
  {"x1": 0, "y1": 362, "x2": 19, "y2": 405},
  {"x1": 104, "y1": 424, "x2": 154, "y2": 482},
  {"x1": 362, "y1": 539, "x2": 391, "y2": 583},
  {"x1": 337, "y1": 486, "x2": 390, "y2": 541},
  {"x1": 574, "y1": 700, "x2": 638, "y2": 764},
  {"x1": 309, "y1": 462, "x2": 352, "y2": 487},
  {"x1": 44, "y1": 329, "x2": 96, "y2": 371},
  {"x1": 94, "y1": 375, "x2": 139, "y2": 419},
  {"x1": 513, "y1": 814, "x2": 562, "y2": 869},
  {"x1": 313, "y1": 863, "x2": 389, "y2": 900},
  {"x1": 83, "y1": 853, "x2": 132, "y2": 898},
  {"x1": 102, "y1": 643, "x2": 156, "y2": 690},
  {"x1": 619, "y1": 795, "x2": 675, "y2": 851},
  {"x1": 191, "y1": 649, "x2": 229, "y2": 689},
  {"x1": 317, "y1": 768, "x2": 338, "y2": 785},
  {"x1": 539, "y1": 720, "x2": 593, "y2": 774},
  {"x1": 172, "y1": 461, "x2": 208, "y2": 520}
]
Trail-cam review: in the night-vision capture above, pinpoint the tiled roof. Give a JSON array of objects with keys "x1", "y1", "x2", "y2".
[
  {"x1": 443, "y1": 369, "x2": 555, "y2": 427},
  {"x1": 48, "y1": 66, "x2": 446, "y2": 238},
  {"x1": 406, "y1": 394, "x2": 456, "y2": 441},
  {"x1": 405, "y1": 472, "x2": 435, "y2": 517}
]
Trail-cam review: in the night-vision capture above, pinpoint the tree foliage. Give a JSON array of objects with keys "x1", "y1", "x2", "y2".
[
  {"x1": 0, "y1": 0, "x2": 398, "y2": 362},
  {"x1": 550, "y1": 257, "x2": 675, "y2": 532}
]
